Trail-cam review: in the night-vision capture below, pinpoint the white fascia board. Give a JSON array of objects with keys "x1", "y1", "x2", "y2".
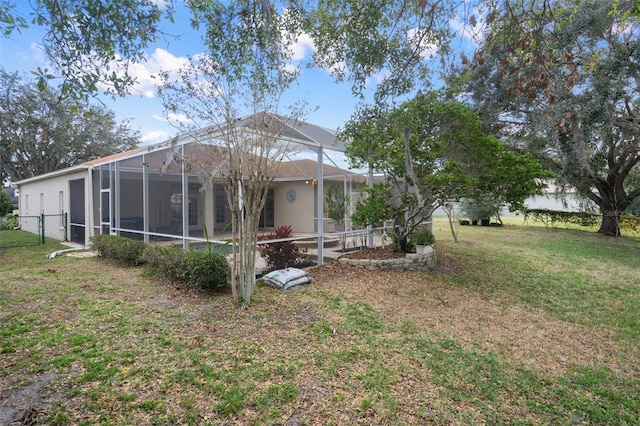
[{"x1": 16, "y1": 164, "x2": 90, "y2": 186}]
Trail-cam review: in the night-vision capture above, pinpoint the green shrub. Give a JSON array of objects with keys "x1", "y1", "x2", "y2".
[
  {"x1": 141, "y1": 245, "x2": 230, "y2": 291},
  {"x1": 619, "y1": 215, "x2": 640, "y2": 233},
  {"x1": 0, "y1": 214, "x2": 19, "y2": 231},
  {"x1": 460, "y1": 198, "x2": 502, "y2": 221},
  {"x1": 524, "y1": 209, "x2": 599, "y2": 227},
  {"x1": 525, "y1": 209, "x2": 640, "y2": 234},
  {"x1": 91, "y1": 234, "x2": 147, "y2": 266},
  {"x1": 0, "y1": 191, "x2": 13, "y2": 216},
  {"x1": 258, "y1": 225, "x2": 310, "y2": 272},
  {"x1": 410, "y1": 226, "x2": 435, "y2": 246}
]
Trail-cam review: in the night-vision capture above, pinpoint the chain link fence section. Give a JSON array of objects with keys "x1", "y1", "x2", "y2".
[{"x1": 0, "y1": 213, "x2": 67, "y2": 248}]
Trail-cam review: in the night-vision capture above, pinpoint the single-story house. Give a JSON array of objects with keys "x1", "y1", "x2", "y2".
[
  {"x1": 16, "y1": 114, "x2": 372, "y2": 253},
  {"x1": 520, "y1": 182, "x2": 588, "y2": 212}
]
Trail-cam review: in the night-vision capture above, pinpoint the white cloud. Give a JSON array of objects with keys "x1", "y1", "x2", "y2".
[
  {"x1": 281, "y1": 27, "x2": 320, "y2": 74},
  {"x1": 365, "y1": 68, "x2": 391, "y2": 88},
  {"x1": 612, "y1": 21, "x2": 638, "y2": 37},
  {"x1": 28, "y1": 42, "x2": 47, "y2": 64},
  {"x1": 23, "y1": 42, "x2": 189, "y2": 99},
  {"x1": 280, "y1": 61, "x2": 301, "y2": 77},
  {"x1": 128, "y1": 48, "x2": 190, "y2": 98},
  {"x1": 407, "y1": 28, "x2": 439, "y2": 59},
  {"x1": 287, "y1": 32, "x2": 315, "y2": 61},
  {"x1": 97, "y1": 48, "x2": 191, "y2": 98},
  {"x1": 152, "y1": 112, "x2": 191, "y2": 123},
  {"x1": 140, "y1": 130, "x2": 170, "y2": 145},
  {"x1": 449, "y1": 10, "x2": 487, "y2": 47},
  {"x1": 327, "y1": 59, "x2": 346, "y2": 76}
]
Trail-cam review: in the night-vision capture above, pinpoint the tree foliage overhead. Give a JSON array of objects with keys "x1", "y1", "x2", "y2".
[
  {"x1": 342, "y1": 91, "x2": 547, "y2": 251},
  {"x1": 303, "y1": 0, "x2": 460, "y2": 100},
  {"x1": 1, "y1": 0, "x2": 480, "y2": 102},
  {"x1": 0, "y1": 0, "x2": 172, "y2": 99},
  {"x1": 0, "y1": 69, "x2": 140, "y2": 183},
  {"x1": 466, "y1": 0, "x2": 640, "y2": 236},
  {"x1": 188, "y1": 1, "x2": 304, "y2": 91}
]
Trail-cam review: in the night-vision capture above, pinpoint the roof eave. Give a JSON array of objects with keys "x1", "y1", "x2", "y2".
[{"x1": 16, "y1": 164, "x2": 90, "y2": 186}]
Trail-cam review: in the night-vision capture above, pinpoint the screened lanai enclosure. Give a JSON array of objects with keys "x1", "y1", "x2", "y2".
[
  {"x1": 17, "y1": 113, "x2": 373, "y2": 264},
  {"x1": 94, "y1": 142, "x2": 278, "y2": 243}
]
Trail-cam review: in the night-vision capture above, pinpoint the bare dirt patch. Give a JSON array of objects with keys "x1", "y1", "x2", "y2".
[
  {"x1": 0, "y1": 372, "x2": 61, "y2": 425},
  {"x1": 64, "y1": 250, "x2": 97, "y2": 258}
]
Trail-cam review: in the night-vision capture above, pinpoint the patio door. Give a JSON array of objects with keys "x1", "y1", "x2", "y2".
[
  {"x1": 100, "y1": 189, "x2": 113, "y2": 234},
  {"x1": 259, "y1": 189, "x2": 274, "y2": 228},
  {"x1": 69, "y1": 178, "x2": 85, "y2": 244}
]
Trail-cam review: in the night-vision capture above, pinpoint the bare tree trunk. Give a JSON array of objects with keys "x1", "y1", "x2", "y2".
[
  {"x1": 587, "y1": 184, "x2": 632, "y2": 237},
  {"x1": 598, "y1": 210, "x2": 621, "y2": 237},
  {"x1": 442, "y1": 203, "x2": 458, "y2": 243}
]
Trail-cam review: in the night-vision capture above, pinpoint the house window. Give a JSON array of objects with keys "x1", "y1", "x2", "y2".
[
  {"x1": 170, "y1": 193, "x2": 182, "y2": 220},
  {"x1": 188, "y1": 197, "x2": 198, "y2": 226},
  {"x1": 215, "y1": 193, "x2": 226, "y2": 224}
]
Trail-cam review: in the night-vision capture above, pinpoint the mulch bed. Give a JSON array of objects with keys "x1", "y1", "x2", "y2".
[{"x1": 337, "y1": 244, "x2": 406, "y2": 260}]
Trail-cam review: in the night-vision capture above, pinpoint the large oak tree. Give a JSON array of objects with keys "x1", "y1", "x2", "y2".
[
  {"x1": 0, "y1": 69, "x2": 139, "y2": 183},
  {"x1": 466, "y1": 0, "x2": 640, "y2": 236}
]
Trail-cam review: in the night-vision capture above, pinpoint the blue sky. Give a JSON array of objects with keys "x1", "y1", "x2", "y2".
[
  {"x1": 0, "y1": 2, "x2": 479, "y2": 167},
  {"x1": 0, "y1": 3, "x2": 376, "y2": 144}
]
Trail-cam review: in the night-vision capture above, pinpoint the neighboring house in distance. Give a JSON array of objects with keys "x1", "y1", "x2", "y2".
[
  {"x1": 521, "y1": 182, "x2": 588, "y2": 212},
  {"x1": 498, "y1": 181, "x2": 590, "y2": 217},
  {"x1": 2, "y1": 186, "x2": 19, "y2": 204},
  {"x1": 432, "y1": 181, "x2": 590, "y2": 218},
  {"x1": 16, "y1": 114, "x2": 370, "y2": 247}
]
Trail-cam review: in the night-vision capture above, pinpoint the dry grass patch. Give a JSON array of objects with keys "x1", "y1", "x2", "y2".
[{"x1": 308, "y1": 260, "x2": 626, "y2": 377}]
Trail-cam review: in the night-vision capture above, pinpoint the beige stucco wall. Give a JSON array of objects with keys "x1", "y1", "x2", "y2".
[
  {"x1": 274, "y1": 181, "x2": 316, "y2": 233},
  {"x1": 273, "y1": 180, "x2": 366, "y2": 234}
]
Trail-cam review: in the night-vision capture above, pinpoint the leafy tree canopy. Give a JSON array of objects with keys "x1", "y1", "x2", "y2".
[
  {"x1": 342, "y1": 91, "x2": 547, "y2": 250},
  {"x1": 0, "y1": 69, "x2": 140, "y2": 183},
  {"x1": 0, "y1": 0, "x2": 475, "y2": 101},
  {"x1": 0, "y1": 0, "x2": 172, "y2": 100},
  {"x1": 303, "y1": 0, "x2": 459, "y2": 100}
]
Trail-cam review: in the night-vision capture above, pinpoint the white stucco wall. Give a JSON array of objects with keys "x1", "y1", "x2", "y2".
[
  {"x1": 18, "y1": 170, "x2": 89, "y2": 242},
  {"x1": 521, "y1": 192, "x2": 585, "y2": 212}
]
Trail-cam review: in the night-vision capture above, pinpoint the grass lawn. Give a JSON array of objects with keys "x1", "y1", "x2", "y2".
[{"x1": 1, "y1": 221, "x2": 639, "y2": 425}]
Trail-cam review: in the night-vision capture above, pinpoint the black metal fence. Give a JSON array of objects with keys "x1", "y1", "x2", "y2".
[{"x1": 0, "y1": 213, "x2": 67, "y2": 248}]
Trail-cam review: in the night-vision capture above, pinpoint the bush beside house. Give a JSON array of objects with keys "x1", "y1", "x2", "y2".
[
  {"x1": 141, "y1": 245, "x2": 230, "y2": 291},
  {"x1": 91, "y1": 234, "x2": 230, "y2": 291}
]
